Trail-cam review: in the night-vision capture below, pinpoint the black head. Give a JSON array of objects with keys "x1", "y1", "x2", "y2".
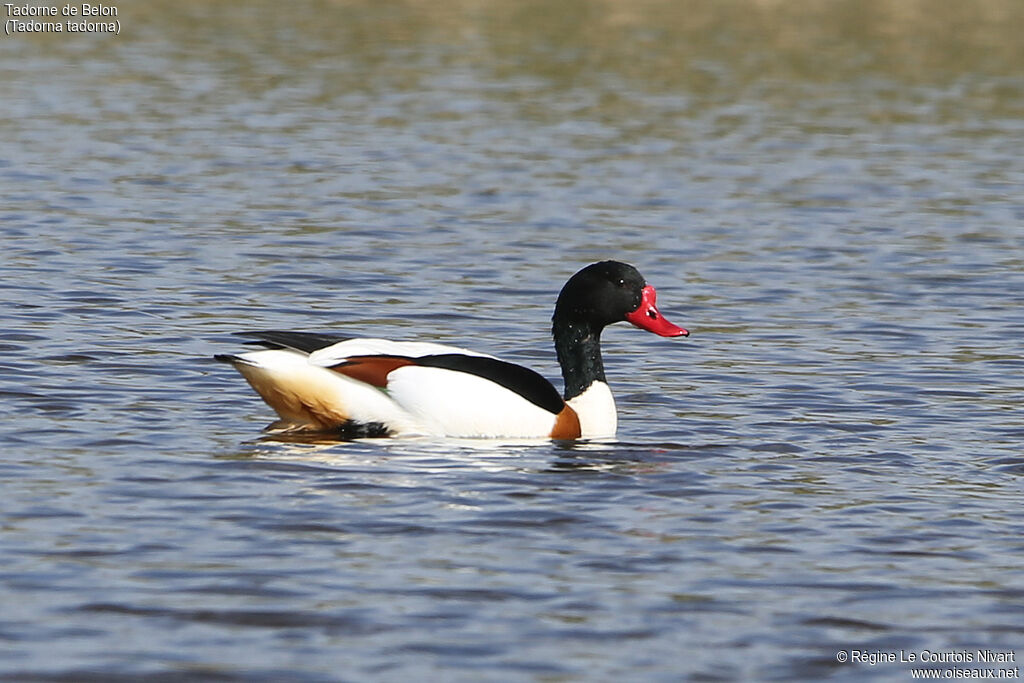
[
  {"x1": 554, "y1": 261, "x2": 645, "y2": 329},
  {"x1": 553, "y1": 261, "x2": 688, "y2": 337}
]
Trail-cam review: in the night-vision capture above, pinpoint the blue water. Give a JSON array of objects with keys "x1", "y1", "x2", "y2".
[{"x1": 2, "y1": 2, "x2": 1023, "y2": 680}]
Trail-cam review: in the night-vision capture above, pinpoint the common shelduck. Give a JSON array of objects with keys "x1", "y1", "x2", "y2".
[{"x1": 215, "y1": 261, "x2": 688, "y2": 439}]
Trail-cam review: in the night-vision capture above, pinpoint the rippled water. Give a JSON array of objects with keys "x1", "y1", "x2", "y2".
[{"x1": 2, "y1": 1, "x2": 1024, "y2": 680}]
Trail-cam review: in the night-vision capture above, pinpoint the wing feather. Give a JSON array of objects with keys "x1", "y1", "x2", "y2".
[
  {"x1": 308, "y1": 338, "x2": 496, "y2": 366},
  {"x1": 234, "y1": 331, "x2": 348, "y2": 354}
]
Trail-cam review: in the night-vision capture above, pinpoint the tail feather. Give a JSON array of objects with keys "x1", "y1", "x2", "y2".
[
  {"x1": 218, "y1": 349, "x2": 351, "y2": 431},
  {"x1": 215, "y1": 353, "x2": 254, "y2": 366},
  {"x1": 216, "y1": 348, "x2": 420, "y2": 436}
]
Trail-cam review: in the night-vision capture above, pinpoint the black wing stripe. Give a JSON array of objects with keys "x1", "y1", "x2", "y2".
[
  {"x1": 233, "y1": 330, "x2": 348, "y2": 354},
  {"x1": 416, "y1": 354, "x2": 564, "y2": 415}
]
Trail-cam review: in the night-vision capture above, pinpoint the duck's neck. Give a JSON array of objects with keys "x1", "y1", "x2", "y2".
[
  {"x1": 552, "y1": 317, "x2": 607, "y2": 402},
  {"x1": 552, "y1": 317, "x2": 617, "y2": 437}
]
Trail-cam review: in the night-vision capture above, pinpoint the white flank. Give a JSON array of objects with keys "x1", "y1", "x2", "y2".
[
  {"x1": 385, "y1": 365, "x2": 558, "y2": 438},
  {"x1": 566, "y1": 381, "x2": 617, "y2": 438}
]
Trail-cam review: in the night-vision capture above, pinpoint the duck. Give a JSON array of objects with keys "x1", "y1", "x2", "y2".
[{"x1": 215, "y1": 260, "x2": 688, "y2": 439}]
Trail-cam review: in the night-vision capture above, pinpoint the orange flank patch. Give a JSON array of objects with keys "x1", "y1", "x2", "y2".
[
  {"x1": 330, "y1": 355, "x2": 416, "y2": 388},
  {"x1": 549, "y1": 403, "x2": 581, "y2": 439}
]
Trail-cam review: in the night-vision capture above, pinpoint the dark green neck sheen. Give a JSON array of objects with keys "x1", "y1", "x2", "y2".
[{"x1": 553, "y1": 317, "x2": 606, "y2": 401}]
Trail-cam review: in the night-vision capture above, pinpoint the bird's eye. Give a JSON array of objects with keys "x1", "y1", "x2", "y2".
[{"x1": 617, "y1": 279, "x2": 626, "y2": 287}]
